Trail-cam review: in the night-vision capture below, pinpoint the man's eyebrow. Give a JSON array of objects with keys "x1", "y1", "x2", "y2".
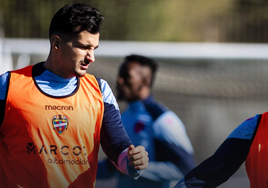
[{"x1": 77, "y1": 42, "x2": 99, "y2": 49}]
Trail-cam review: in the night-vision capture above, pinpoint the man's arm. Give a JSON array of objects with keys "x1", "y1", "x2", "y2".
[
  {"x1": 173, "y1": 115, "x2": 260, "y2": 188},
  {"x1": 97, "y1": 145, "x2": 149, "y2": 180},
  {"x1": 97, "y1": 78, "x2": 148, "y2": 179}
]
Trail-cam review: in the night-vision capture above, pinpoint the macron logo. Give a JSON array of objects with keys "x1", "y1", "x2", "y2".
[{"x1": 45, "y1": 105, "x2": 73, "y2": 111}]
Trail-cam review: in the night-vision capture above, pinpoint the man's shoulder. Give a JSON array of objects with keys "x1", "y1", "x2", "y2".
[
  {"x1": 228, "y1": 114, "x2": 260, "y2": 140},
  {"x1": 0, "y1": 72, "x2": 9, "y2": 84},
  {"x1": 142, "y1": 96, "x2": 169, "y2": 121},
  {"x1": 12, "y1": 65, "x2": 33, "y2": 74},
  {"x1": 92, "y1": 77, "x2": 119, "y2": 110},
  {"x1": 0, "y1": 72, "x2": 10, "y2": 100}
]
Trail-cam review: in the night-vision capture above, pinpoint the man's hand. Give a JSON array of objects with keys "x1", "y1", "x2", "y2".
[{"x1": 127, "y1": 145, "x2": 149, "y2": 170}]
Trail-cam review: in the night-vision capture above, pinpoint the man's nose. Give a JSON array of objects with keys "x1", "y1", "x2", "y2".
[{"x1": 86, "y1": 51, "x2": 95, "y2": 63}]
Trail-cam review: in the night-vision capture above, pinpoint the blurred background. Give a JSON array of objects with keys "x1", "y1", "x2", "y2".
[{"x1": 2, "y1": 0, "x2": 268, "y2": 187}]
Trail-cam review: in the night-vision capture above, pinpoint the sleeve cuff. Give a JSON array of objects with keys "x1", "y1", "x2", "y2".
[{"x1": 117, "y1": 147, "x2": 143, "y2": 179}]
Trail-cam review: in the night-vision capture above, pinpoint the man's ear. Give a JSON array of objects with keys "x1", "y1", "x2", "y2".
[{"x1": 51, "y1": 35, "x2": 60, "y2": 50}]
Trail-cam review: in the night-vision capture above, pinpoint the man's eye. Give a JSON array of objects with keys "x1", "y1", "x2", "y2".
[{"x1": 79, "y1": 46, "x2": 95, "y2": 50}]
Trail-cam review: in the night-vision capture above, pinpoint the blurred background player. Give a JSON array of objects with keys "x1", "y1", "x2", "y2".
[{"x1": 97, "y1": 54, "x2": 195, "y2": 188}]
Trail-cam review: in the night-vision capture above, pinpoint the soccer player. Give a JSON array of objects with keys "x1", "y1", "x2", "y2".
[
  {"x1": 173, "y1": 113, "x2": 267, "y2": 188},
  {"x1": 0, "y1": 4, "x2": 148, "y2": 188},
  {"x1": 97, "y1": 54, "x2": 195, "y2": 188}
]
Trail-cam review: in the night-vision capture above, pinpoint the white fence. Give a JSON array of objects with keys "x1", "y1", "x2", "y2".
[
  {"x1": 4, "y1": 38, "x2": 268, "y2": 59},
  {"x1": 2, "y1": 38, "x2": 268, "y2": 74}
]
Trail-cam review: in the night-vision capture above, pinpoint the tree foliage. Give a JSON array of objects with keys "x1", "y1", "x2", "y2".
[{"x1": 0, "y1": 0, "x2": 268, "y2": 43}]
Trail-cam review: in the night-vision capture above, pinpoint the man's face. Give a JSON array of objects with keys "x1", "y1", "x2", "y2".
[
  {"x1": 56, "y1": 30, "x2": 99, "y2": 78},
  {"x1": 116, "y1": 62, "x2": 146, "y2": 102}
]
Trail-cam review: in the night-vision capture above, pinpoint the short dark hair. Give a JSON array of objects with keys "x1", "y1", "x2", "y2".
[
  {"x1": 119, "y1": 54, "x2": 158, "y2": 87},
  {"x1": 49, "y1": 3, "x2": 104, "y2": 40}
]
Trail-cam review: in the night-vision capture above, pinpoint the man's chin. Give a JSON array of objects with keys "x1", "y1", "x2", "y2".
[{"x1": 76, "y1": 70, "x2": 87, "y2": 77}]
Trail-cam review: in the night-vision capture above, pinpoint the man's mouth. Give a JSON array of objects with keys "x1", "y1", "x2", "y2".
[
  {"x1": 82, "y1": 59, "x2": 89, "y2": 65},
  {"x1": 81, "y1": 60, "x2": 89, "y2": 69}
]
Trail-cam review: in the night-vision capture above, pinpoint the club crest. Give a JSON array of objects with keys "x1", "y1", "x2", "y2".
[{"x1": 52, "y1": 115, "x2": 69, "y2": 134}]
